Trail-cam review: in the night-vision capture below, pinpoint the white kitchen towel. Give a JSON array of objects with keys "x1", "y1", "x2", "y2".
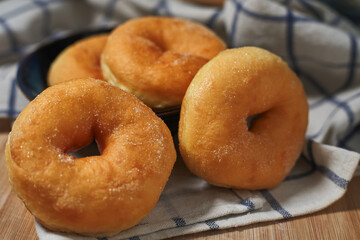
[
  {"x1": 0, "y1": 0, "x2": 360, "y2": 240},
  {"x1": 33, "y1": 140, "x2": 360, "y2": 240}
]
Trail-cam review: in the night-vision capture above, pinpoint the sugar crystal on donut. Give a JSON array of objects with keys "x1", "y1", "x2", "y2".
[
  {"x1": 179, "y1": 47, "x2": 308, "y2": 190},
  {"x1": 5, "y1": 78, "x2": 176, "y2": 236},
  {"x1": 101, "y1": 16, "x2": 226, "y2": 109}
]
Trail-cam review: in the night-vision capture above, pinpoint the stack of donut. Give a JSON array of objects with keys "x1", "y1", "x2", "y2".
[
  {"x1": 6, "y1": 16, "x2": 308, "y2": 237},
  {"x1": 48, "y1": 16, "x2": 226, "y2": 110}
]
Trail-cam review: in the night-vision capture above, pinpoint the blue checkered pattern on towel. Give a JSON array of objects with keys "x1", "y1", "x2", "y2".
[{"x1": 1, "y1": 0, "x2": 360, "y2": 240}]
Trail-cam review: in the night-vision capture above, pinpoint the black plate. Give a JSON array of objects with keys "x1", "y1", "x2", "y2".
[{"x1": 16, "y1": 28, "x2": 180, "y2": 133}]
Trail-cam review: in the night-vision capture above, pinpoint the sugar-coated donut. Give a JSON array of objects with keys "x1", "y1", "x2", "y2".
[
  {"x1": 179, "y1": 47, "x2": 308, "y2": 190},
  {"x1": 101, "y1": 16, "x2": 226, "y2": 109},
  {"x1": 6, "y1": 78, "x2": 176, "y2": 236},
  {"x1": 47, "y1": 34, "x2": 108, "y2": 86}
]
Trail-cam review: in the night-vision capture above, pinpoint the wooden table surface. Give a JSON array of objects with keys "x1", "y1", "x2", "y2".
[{"x1": 0, "y1": 131, "x2": 359, "y2": 240}]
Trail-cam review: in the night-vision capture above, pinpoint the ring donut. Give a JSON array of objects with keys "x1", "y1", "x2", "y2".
[
  {"x1": 178, "y1": 47, "x2": 308, "y2": 189},
  {"x1": 6, "y1": 78, "x2": 176, "y2": 236},
  {"x1": 47, "y1": 34, "x2": 108, "y2": 86},
  {"x1": 101, "y1": 16, "x2": 226, "y2": 109}
]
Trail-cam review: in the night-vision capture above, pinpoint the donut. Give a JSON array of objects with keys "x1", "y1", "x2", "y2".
[
  {"x1": 47, "y1": 34, "x2": 108, "y2": 86},
  {"x1": 5, "y1": 78, "x2": 176, "y2": 236},
  {"x1": 101, "y1": 16, "x2": 226, "y2": 109},
  {"x1": 178, "y1": 47, "x2": 308, "y2": 190}
]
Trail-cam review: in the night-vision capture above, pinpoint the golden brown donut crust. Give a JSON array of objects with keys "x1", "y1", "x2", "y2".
[
  {"x1": 179, "y1": 47, "x2": 308, "y2": 190},
  {"x1": 47, "y1": 34, "x2": 108, "y2": 86},
  {"x1": 101, "y1": 16, "x2": 226, "y2": 109},
  {"x1": 6, "y1": 78, "x2": 176, "y2": 236}
]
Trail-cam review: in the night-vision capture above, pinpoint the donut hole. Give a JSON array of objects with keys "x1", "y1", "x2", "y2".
[
  {"x1": 246, "y1": 113, "x2": 262, "y2": 131},
  {"x1": 136, "y1": 34, "x2": 166, "y2": 55},
  {"x1": 147, "y1": 36, "x2": 166, "y2": 52},
  {"x1": 69, "y1": 141, "x2": 100, "y2": 158}
]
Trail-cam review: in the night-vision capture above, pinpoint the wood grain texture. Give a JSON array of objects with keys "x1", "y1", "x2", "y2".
[
  {"x1": 0, "y1": 132, "x2": 37, "y2": 240},
  {"x1": 0, "y1": 132, "x2": 359, "y2": 240}
]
